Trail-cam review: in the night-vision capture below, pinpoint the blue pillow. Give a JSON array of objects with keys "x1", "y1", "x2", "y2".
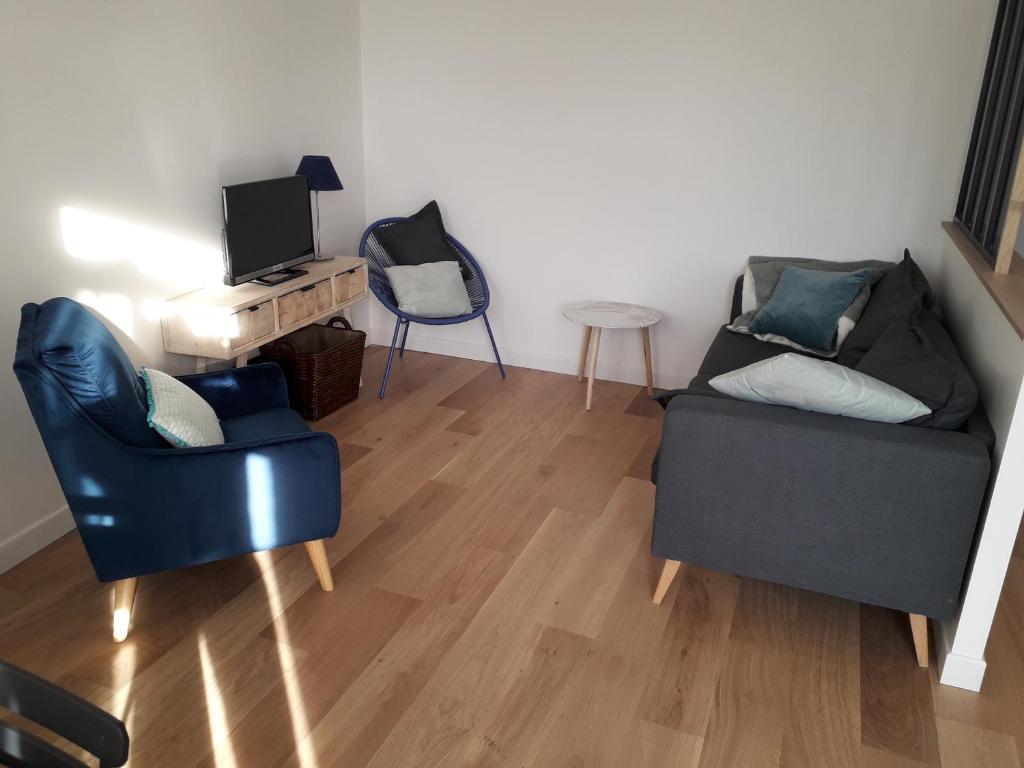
[{"x1": 750, "y1": 267, "x2": 871, "y2": 352}]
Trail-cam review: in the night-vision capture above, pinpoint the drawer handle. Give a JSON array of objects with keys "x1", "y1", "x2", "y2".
[
  {"x1": 301, "y1": 285, "x2": 316, "y2": 293},
  {"x1": 247, "y1": 305, "x2": 261, "y2": 312}
]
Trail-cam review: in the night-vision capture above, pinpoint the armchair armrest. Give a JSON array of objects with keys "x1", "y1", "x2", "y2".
[
  {"x1": 76, "y1": 430, "x2": 340, "y2": 582},
  {"x1": 653, "y1": 393, "x2": 991, "y2": 617},
  {"x1": 177, "y1": 362, "x2": 289, "y2": 420}
]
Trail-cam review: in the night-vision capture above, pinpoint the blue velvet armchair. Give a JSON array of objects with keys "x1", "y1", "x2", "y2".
[{"x1": 13, "y1": 298, "x2": 341, "y2": 641}]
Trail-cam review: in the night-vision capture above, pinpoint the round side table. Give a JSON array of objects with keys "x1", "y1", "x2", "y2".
[{"x1": 562, "y1": 301, "x2": 663, "y2": 411}]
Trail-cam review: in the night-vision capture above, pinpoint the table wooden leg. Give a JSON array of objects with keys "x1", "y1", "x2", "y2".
[
  {"x1": 195, "y1": 357, "x2": 208, "y2": 374},
  {"x1": 586, "y1": 327, "x2": 601, "y2": 411},
  {"x1": 577, "y1": 325, "x2": 593, "y2": 382},
  {"x1": 235, "y1": 352, "x2": 248, "y2": 367},
  {"x1": 641, "y1": 327, "x2": 654, "y2": 397}
]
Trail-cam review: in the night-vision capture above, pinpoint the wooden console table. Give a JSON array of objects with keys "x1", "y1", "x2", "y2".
[{"x1": 161, "y1": 256, "x2": 369, "y2": 372}]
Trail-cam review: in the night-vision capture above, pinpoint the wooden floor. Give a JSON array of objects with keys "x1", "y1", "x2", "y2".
[{"x1": 3, "y1": 347, "x2": 1024, "y2": 768}]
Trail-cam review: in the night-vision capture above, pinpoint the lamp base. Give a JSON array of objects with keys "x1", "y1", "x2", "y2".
[{"x1": 311, "y1": 189, "x2": 335, "y2": 262}]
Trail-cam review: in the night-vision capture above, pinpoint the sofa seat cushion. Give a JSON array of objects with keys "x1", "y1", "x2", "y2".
[
  {"x1": 221, "y1": 408, "x2": 310, "y2": 443},
  {"x1": 697, "y1": 325, "x2": 811, "y2": 378}
]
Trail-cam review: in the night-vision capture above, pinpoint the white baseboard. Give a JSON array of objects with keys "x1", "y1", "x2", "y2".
[
  {"x1": 365, "y1": 326, "x2": 694, "y2": 391},
  {"x1": 0, "y1": 505, "x2": 74, "y2": 575},
  {"x1": 936, "y1": 617, "x2": 987, "y2": 691}
]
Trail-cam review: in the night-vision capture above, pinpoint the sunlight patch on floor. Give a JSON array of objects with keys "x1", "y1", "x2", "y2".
[
  {"x1": 254, "y1": 550, "x2": 319, "y2": 768},
  {"x1": 199, "y1": 633, "x2": 240, "y2": 768}
]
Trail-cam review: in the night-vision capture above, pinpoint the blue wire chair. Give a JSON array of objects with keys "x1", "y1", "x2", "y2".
[{"x1": 360, "y1": 218, "x2": 506, "y2": 398}]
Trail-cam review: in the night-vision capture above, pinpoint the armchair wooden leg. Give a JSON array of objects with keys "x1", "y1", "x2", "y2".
[
  {"x1": 305, "y1": 540, "x2": 334, "y2": 592},
  {"x1": 909, "y1": 613, "x2": 929, "y2": 668},
  {"x1": 653, "y1": 559, "x2": 681, "y2": 605},
  {"x1": 112, "y1": 577, "x2": 138, "y2": 642}
]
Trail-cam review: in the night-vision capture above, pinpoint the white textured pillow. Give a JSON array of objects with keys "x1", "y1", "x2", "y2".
[
  {"x1": 384, "y1": 261, "x2": 472, "y2": 318},
  {"x1": 709, "y1": 353, "x2": 931, "y2": 424},
  {"x1": 141, "y1": 367, "x2": 224, "y2": 447}
]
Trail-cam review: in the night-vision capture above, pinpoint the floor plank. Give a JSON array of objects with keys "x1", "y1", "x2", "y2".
[
  {"x1": 781, "y1": 591, "x2": 861, "y2": 768},
  {"x1": 698, "y1": 639, "x2": 790, "y2": 768},
  {"x1": 936, "y1": 717, "x2": 1022, "y2": 768},
  {"x1": 860, "y1": 605, "x2": 941, "y2": 766},
  {"x1": 636, "y1": 565, "x2": 740, "y2": 737}
]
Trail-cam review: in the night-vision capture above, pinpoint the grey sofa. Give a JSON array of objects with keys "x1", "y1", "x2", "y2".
[{"x1": 650, "y1": 276, "x2": 993, "y2": 667}]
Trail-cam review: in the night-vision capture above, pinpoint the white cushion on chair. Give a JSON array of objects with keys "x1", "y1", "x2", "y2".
[
  {"x1": 384, "y1": 261, "x2": 473, "y2": 318},
  {"x1": 141, "y1": 367, "x2": 224, "y2": 447}
]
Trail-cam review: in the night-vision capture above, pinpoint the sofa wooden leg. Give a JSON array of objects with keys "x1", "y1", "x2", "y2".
[
  {"x1": 653, "y1": 559, "x2": 681, "y2": 605},
  {"x1": 909, "y1": 613, "x2": 929, "y2": 668},
  {"x1": 112, "y1": 577, "x2": 138, "y2": 642},
  {"x1": 305, "y1": 539, "x2": 334, "y2": 592}
]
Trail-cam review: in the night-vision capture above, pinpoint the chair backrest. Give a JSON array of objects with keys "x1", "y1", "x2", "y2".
[
  {"x1": 360, "y1": 219, "x2": 489, "y2": 314},
  {"x1": 14, "y1": 298, "x2": 163, "y2": 449},
  {"x1": 14, "y1": 300, "x2": 168, "y2": 583},
  {"x1": 0, "y1": 659, "x2": 129, "y2": 767}
]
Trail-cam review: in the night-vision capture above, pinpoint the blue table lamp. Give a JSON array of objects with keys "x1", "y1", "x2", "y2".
[{"x1": 296, "y1": 155, "x2": 343, "y2": 260}]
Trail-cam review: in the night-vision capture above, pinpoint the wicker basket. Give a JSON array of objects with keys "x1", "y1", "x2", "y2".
[{"x1": 257, "y1": 317, "x2": 365, "y2": 421}]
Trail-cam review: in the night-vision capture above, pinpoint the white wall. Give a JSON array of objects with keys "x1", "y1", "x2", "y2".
[
  {"x1": 0, "y1": 0, "x2": 366, "y2": 573},
  {"x1": 925, "y1": 236, "x2": 1024, "y2": 691},
  {"x1": 360, "y1": 0, "x2": 995, "y2": 386}
]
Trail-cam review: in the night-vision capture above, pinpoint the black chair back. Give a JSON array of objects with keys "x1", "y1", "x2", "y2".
[{"x1": 0, "y1": 660, "x2": 129, "y2": 767}]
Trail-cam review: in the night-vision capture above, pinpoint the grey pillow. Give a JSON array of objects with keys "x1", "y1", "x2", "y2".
[{"x1": 384, "y1": 261, "x2": 473, "y2": 318}]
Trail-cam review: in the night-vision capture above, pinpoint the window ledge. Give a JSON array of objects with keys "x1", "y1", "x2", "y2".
[{"x1": 942, "y1": 221, "x2": 1024, "y2": 340}]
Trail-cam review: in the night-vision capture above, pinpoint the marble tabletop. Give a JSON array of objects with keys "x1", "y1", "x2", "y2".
[{"x1": 562, "y1": 301, "x2": 662, "y2": 329}]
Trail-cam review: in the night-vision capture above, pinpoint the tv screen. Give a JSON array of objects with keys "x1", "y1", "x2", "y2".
[{"x1": 222, "y1": 176, "x2": 314, "y2": 284}]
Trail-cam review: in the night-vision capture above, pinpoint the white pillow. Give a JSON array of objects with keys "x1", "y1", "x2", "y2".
[
  {"x1": 384, "y1": 261, "x2": 472, "y2": 318},
  {"x1": 141, "y1": 367, "x2": 224, "y2": 447},
  {"x1": 709, "y1": 353, "x2": 931, "y2": 424},
  {"x1": 741, "y1": 266, "x2": 757, "y2": 313}
]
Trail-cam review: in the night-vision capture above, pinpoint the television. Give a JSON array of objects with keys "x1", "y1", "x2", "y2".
[{"x1": 222, "y1": 175, "x2": 315, "y2": 286}]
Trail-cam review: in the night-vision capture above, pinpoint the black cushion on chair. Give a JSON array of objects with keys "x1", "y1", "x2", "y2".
[{"x1": 375, "y1": 200, "x2": 469, "y2": 279}]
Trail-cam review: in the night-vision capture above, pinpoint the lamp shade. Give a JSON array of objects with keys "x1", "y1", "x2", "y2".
[{"x1": 295, "y1": 155, "x2": 343, "y2": 192}]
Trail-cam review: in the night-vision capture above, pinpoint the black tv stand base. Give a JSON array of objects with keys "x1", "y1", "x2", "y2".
[{"x1": 252, "y1": 268, "x2": 309, "y2": 287}]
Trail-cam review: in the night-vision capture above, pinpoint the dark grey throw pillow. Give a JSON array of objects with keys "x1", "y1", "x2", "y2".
[
  {"x1": 855, "y1": 304, "x2": 977, "y2": 430},
  {"x1": 375, "y1": 200, "x2": 470, "y2": 279},
  {"x1": 838, "y1": 250, "x2": 934, "y2": 367}
]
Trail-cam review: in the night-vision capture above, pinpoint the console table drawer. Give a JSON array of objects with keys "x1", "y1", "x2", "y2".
[
  {"x1": 278, "y1": 279, "x2": 332, "y2": 329},
  {"x1": 335, "y1": 265, "x2": 367, "y2": 302},
  {"x1": 229, "y1": 300, "x2": 274, "y2": 351}
]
